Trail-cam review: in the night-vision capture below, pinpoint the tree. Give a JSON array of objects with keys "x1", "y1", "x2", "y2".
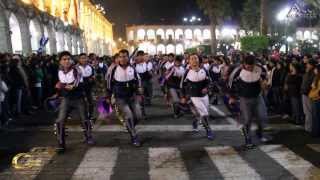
[
  {"x1": 196, "y1": 0, "x2": 230, "y2": 55},
  {"x1": 260, "y1": 0, "x2": 268, "y2": 35},
  {"x1": 240, "y1": 35, "x2": 269, "y2": 53},
  {"x1": 241, "y1": 0, "x2": 260, "y2": 32}
]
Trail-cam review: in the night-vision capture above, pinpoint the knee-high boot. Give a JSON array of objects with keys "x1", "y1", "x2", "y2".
[
  {"x1": 54, "y1": 122, "x2": 66, "y2": 152},
  {"x1": 202, "y1": 116, "x2": 214, "y2": 140}
]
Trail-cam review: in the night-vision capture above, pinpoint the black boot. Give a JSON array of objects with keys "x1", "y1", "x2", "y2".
[
  {"x1": 127, "y1": 118, "x2": 141, "y2": 147},
  {"x1": 83, "y1": 121, "x2": 95, "y2": 145},
  {"x1": 55, "y1": 122, "x2": 66, "y2": 153},
  {"x1": 256, "y1": 125, "x2": 270, "y2": 143},
  {"x1": 202, "y1": 116, "x2": 214, "y2": 140},
  {"x1": 173, "y1": 103, "x2": 182, "y2": 119},
  {"x1": 241, "y1": 125, "x2": 254, "y2": 149}
]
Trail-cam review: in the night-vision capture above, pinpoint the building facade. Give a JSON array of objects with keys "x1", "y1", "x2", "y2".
[
  {"x1": 126, "y1": 25, "x2": 248, "y2": 55},
  {"x1": 0, "y1": 0, "x2": 113, "y2": 56}
]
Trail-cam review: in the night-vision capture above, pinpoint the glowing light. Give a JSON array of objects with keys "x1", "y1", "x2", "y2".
[
  {"x1": 221, "y1": 27, "x2": 237, "y2": 38},
  {"x1": 277, "y1": 6, "x2": 291, "y2": 21},
  {"x1": 286, "y1": 36, "x2": 293, "y2": 42}
]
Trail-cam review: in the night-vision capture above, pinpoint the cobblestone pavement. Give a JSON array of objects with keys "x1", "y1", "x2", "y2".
[{"x1": 1, "y1": 88, "x2": 320, "y2": 180}]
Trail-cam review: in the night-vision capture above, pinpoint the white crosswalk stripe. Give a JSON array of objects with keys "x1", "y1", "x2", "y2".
[
  {"x1": 260, "y1": 145, "x2": 320, "y2": 180},
  {"x1": 2, "y1": 145, "x2": 320, "y2": 179},
  {"x1": 71, "y1": 147, "x2": 119, "y2": 180},
  {"x1": 307, "y1": 144, "x2": 320, "y2": 153},
  {"x1": 205, "y1": 146, "x2": 261, "y2": 180},
  {"x1": 7, "y1": 123, "x2": 303, "y2": 132},
  {"x1": 149, "y1": 148, "x2": 189, "y2": 180},
  {"x1": 210, "y1": 105, "x2": 238, "y2": 125}
]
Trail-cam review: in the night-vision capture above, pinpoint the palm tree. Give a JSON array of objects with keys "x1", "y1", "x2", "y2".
[{"x1": 196, "y1": 0, "x2": 230, "y2": 55}]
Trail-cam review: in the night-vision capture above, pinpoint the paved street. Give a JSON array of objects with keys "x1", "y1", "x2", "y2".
[{"x1": 1, "y1": 86, "x2": 320, "y2": 180}]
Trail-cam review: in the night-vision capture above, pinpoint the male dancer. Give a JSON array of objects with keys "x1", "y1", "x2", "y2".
[
  {"x1": 181, "y1": 54, "x2": 214, "y2": 140},
  {"x1": 78, "y1": 53, "x2": 95, "y2": 120},
  {"x1": 55, "y1": 51, "x2": 94, "y2": 152},
  {"x1": 107, "y1": 49, "x2": 143, "y2": 147}
]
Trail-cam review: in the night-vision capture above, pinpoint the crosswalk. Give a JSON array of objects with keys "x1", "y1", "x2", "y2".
[{"x1": 3, "y1": 144, "x2": 320, "y2": 180}]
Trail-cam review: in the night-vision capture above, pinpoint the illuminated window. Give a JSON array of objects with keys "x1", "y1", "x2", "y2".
[
  {"x1": 147, "y1": 29, "x2": 156, "y2": 40},
  {"x1": 176, "y1": 44, "x2": 184, "y2": 54},
  {"x1": 29, "y1": 19, "x2": 41, "y2": 52},
  {"x1": 166, "y1": 29, "x2": 174, "y2": 40},
  {"x1": 137, "y1": 29, "x2": 146, "y2": 40},
  {"x1": 9, "y1": 13, "x2": 22, "y2": 53},
  {"x1": 128, "y1": 30, "x2": 134, "y2": 41},
  {"x1": 166, "y1": 44, "x2": 175, "y2": 54},
  {"x1": 194, "y1": 29, "x2": 202, "y2": 40},
  {"x1": 157, "y1": 44, "x2": 165, "y2": 54},
  {"x1": 203, "y1": 29, "x2": 211, "y2": 40},
  {"x1": 175, "y1": 29, "x2": 184, "y2": 40},
  {"x1": 304, "y1": 31, "x2": 311, "y2": 40},
  {"x1": 296, "y1": 31, "x2": 303, "y2": 40},
  {"x1": 185, "y1": 29, "x2": 193, "y2": 40},
  {"x1": 156, "y1": 29, "x2": 165, "y2": 40}
]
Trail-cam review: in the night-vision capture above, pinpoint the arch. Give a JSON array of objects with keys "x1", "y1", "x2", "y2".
[
  {"x1": 296, "y1": 31, "x2": 303, "y2": 40},
  {"x1": 166, "y1": 44, "x2": 175, "y2": 54},
  {"x1": 157, "y1": 44, "x2": 165, "y2": 54},
  {"x1": 138, "y1": 42, "x2": 149, "y2": 52},
  {"x1": 203, "y1": 29, "x2": 211, "y2": 40},
  {"x1": 156, "y1": 29, "x2": 165, "y2": 40},
  {"x1": 175, "y1": 29, "x2": 184, "y2": 40},
  {"x1": 9, "y1": 13, "x2": 22, "y2": 53},
  {"x1": 56, "y1": 31, "x2": 64, "y2": 52},
  {"x1": 0, "y1": 7, "x2": 10, "y2": 52},
  {"x1": 64, "y1": 33, "x2": 69, "y2": 51},
  {"x1": 137, "y1": 29, "x2": 145, "y2": 40},
  {"x1": 194, "y1": 29, "x2": 202, "y2": 40},
  {"x1": 44, "y1": 25, "x2": 51, "y2": 54},
  {"x1": 146, "y1": 29, "x2": 155, "y2": 40},
  {"x1": 304, "y1": 31, "x2": 311, "y2": 40},
  {"x1": 239, "y1": 30, "x2": 246, "y2": 37},
  {"x1": 147, "y1": 44, "x2": 156, "y2": 55},
  {"x1": 166, "y1": 29, "x2": 174, "y2": 40},
  {"x1": 185, "y1": 29, "x2": 193, "y2": 40},
  {"x1": 312, "y1": 31, "x2": 318, "y2": 40},
  {"x1": 176, "y1": 44, "x2": 184, "y2": 55},
  {"x1": 29, "y1": 19, "x2": 42, "y2": 52},
  {"x1": 128, "y1": 30, "x2": 134, "y2": 41}
]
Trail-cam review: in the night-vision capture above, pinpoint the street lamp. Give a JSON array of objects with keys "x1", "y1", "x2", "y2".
[
  {"x1": 277, "y1": 6, "x2": 291, "y2": 21},
  {"x1": 286, "y1": 36, "x2": 293, "y2": 43},
  {"x1": 183, "y1": 16, "x2": 202, "y2": 23}
]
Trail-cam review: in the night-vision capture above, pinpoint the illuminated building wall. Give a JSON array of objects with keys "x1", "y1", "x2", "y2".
[
  {"x1": 126, "y1": 25, "x2": 249, "y2": 55},
  {"x1": 0, "y1": 0, "x2": 113, "y2": 56}
]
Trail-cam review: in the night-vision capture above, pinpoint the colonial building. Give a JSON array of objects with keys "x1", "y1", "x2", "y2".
[
  {"x1": 126, "y1": 25, "x2": 247, "y2": 55},
  {"x1": 0, "y1": 0, "x2": 114, "y2": 56}
]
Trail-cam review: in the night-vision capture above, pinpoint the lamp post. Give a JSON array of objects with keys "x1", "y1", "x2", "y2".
[{"x1": 277, "y1": 6, "x2": 291, "y2": 53}]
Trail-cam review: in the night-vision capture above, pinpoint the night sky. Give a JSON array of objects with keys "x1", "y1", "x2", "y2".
[{"x1": 92, "y1": 0, "x2": 245, "y2": 39}]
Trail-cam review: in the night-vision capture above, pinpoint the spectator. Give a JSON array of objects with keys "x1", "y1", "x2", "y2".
[
  {"x1": 284, "y1": 63, "x2": 303, "y2": 124},
  {"x1": 301, "y1": 59, "x2": 317, "y2": 133},
  {"x1": 308, "y1": 64, "x2": 320, "y2": 136}
]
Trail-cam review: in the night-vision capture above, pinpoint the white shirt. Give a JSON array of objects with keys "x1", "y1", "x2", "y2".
[
  {"x1": 203, "y1": 63, "x2": 210, "y2": 71},
  {"x1": 78, "y1": 65, "x2": 93, "y2": 78},
  {"x1": 186, "y1": 69, "x2": 208, "y2": 82},
  {"x1": 173, "y1": 66, "x2": 185, "y2": 77},
  {"x1": 164, "y1": 61, "x2": 174, "y2": 70},
  {"x1": 0, "y1": 80, "x2": 8, "y2": 102},
  {"x1": 135, "y1": 62, "x2": 148, "y2": 73},
  {"x1": 211, "y1": 65, "x2": 221, "y2": 74},
  {"x1": 239, "y1": 66, "x2": 262, "y2": 83},
  {"x1": 58, "y1": 69, "x2": 83, "y2": 84},
  {"x1": 114, "y1": 66, "x2": 137, "y2": 82}
]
